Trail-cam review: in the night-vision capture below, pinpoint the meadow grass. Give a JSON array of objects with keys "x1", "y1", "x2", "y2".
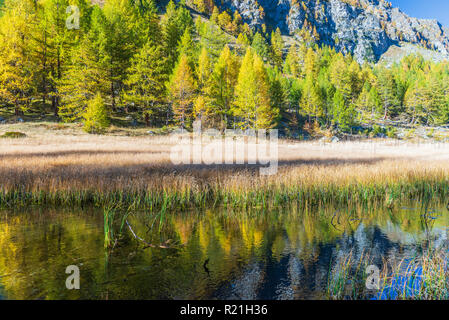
[{"x1": 1, "y1": 123, "x2": 449, "y2": 211}]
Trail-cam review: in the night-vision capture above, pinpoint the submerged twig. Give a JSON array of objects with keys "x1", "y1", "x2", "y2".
[{"x1": 126, "y1": 220, "x2": 173, "y2": 249}]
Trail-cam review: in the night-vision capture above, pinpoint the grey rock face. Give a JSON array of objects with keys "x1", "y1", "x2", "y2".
[{"x1": 217, "y1": 0, "x2": 449, "y2": 63}]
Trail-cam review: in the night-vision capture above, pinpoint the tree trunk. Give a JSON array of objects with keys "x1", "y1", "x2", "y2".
[
  {"x1": 53, "y1": 96, "x2": 59, "y2": 116},
  {"x1": 145, "y1": 113, "x2": 150, "y2": 127},
  {"x1": 111, "y1": 81, "x2": 116, "y2": 110}
]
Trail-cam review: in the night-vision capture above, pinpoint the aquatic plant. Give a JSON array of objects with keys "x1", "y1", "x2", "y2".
[
  {"x1": 103, "y1": 206, "x2": 116, "y2": 248},
  {"x1": 377, "y1": 249, "x2": 449, "y2": 300},
  {"x1": 328, "y1": 247, "x2": 449, "y2": 300},
  {"x1": 327, "y1": 250, "x2": 373, "y2": 300}
]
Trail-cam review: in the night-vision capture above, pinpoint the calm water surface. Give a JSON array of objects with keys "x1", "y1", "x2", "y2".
[{"x1": 0, "y1": 203, "x2": 447, "y2": 300}]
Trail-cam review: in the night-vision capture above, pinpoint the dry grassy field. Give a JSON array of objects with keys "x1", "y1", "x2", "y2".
[{"x1": 1, "y1": 122, "x2": 449, "y2": 208}]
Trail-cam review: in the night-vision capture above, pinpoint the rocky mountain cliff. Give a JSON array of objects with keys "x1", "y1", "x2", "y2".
[{"x1": 216, "y1": 0, "x2": 449, "y2": 63}]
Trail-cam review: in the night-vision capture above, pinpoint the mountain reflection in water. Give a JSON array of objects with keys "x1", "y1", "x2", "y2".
[{"x1": 0, "y1": 202, "x2": 447, "y2": 300}]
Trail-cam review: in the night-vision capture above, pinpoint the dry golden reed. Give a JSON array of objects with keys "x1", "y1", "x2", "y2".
[{"x1": 1, "y1": 124, "x2": 449, "y2": 209}]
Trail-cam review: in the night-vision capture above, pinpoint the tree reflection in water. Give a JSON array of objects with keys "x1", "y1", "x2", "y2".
[{"x1": 0, "y1": 202, "x2": 447, "y2": 300}]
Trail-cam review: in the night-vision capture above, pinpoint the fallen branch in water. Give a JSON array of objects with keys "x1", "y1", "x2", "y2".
[{"x1": 126, "y1": 220, "x2": 173, "y2": 249}]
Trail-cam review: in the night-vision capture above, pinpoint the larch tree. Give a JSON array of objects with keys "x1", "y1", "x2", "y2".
[
  {"x1": 283, "y1": 43, "x2": 301, "y2": 78},
  {"x1": 162, "y1": 0, "x2": 193, "y2": 70},
  {"x1": 300, "y1": 76, "x2": 323, "y2": 123},
  {"x1": 177, "y1": 28, "x2": 196, "y2": 65},
  {"x1": 251, "y1": 32, "x2": 270, "y2": 61},
  {"x1": 0, "y1": 0, "x2": 37, "y2": 116},
  {"x1": 208, "y1": 45, "x2": 240, "y2": 128},
  {"x1": 58, "y1": 6, "x2": 109, "y2": 121},
  {"x1": 196, "y1": 18, "x2": 228, "y2": 58},
  {"x1": 124, "y1": 42, "x2": 168, "y2": 126},
  {"x1": 233, "y1": 49, "x2": 276, "y2": 129},
  {"x1": 168, "y1": 54, "x2": 197, "y2": 129},
  {"x1": 83, "y1": 92, "x2": 110, "y2": 134},
  {"x1": 377, "y1": 68, "x2": 400, "y2": 120},
  {"x1": 329, "y1": 53, "x2": 352, "y2": 101},
  {"x1": 37, "y1": 0, "x2": 90, "y2": 115},
  {"x1": 102, "y1": 0, "x2": 139, "y2": 110},
  {"x1": 404, "y1": 79, "x2": 426, "y2": 125},
  {"x1": 197, "y1": 46, "x2": 212, "y2": 92},
  {"x1": 356, "y1": 83, "x2": 381, "y2": 122},
  {"x1": 270, "y1": 28, "x2": 284, "y2": 69},
  {"x1": 195, "y1": 46, "x2": 214, "y2": 124}
]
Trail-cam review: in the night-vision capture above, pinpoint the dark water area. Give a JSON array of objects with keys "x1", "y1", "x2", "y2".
[{"x1": 0, "y1": 202, "x2": 448, "y2": 300}]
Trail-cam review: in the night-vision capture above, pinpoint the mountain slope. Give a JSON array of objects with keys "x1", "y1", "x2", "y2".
[{"x1": 216, "y1": 0, "x2": 449, "y2": 63}]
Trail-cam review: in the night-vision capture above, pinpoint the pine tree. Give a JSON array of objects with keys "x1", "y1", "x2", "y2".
[
  {"x1": 168, "y1": 54, "x2": 197, "y2": 129},
  {"x1": 127, "y1": 0, "x2": 161, "y2": 47},
  {"x1": 35, "y1": 0, "x2": 91, "y2": 116},
  {"x1": 425, "y1": 71, "x2": 447, "y2": 125},
  {"x1": 33, "y1": 0, "x2": 66, "y2": 114},
  {"x1": 268, "y1": 68, "x2": 286, "y2": 123}
]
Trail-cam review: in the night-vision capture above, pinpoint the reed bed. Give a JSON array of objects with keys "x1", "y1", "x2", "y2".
[
  {"x1": 377, "y1": 249, "x2": 449, "y2": 300},
  {"x1": 1, "y1": 160, "x2": 448, "y2": 210},
  {"x1": 328, "y1": 248, "x2": 449, "y2": 300},
  {"x1": 1, "y1": 125, "x2": 449, "y2": 210}
]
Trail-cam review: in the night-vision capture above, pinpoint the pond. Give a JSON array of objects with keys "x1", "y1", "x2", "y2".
[{"x1": 0, "y1": 202, "x2": 448, "y2": 300}]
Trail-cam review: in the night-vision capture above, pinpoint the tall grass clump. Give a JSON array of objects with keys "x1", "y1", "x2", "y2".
[
  {"x1": 378, "y1": 249, "x2": 449, "y2": 300},
  {"x1": 104, "y1": 206, "x2": 116, "y2": 248},
  {"x1": 327, "y1": 250, "x2": 373, "y2": 300},
  {"x1": 327, "y1": 248, "x2": 449, "y2": 300}
]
